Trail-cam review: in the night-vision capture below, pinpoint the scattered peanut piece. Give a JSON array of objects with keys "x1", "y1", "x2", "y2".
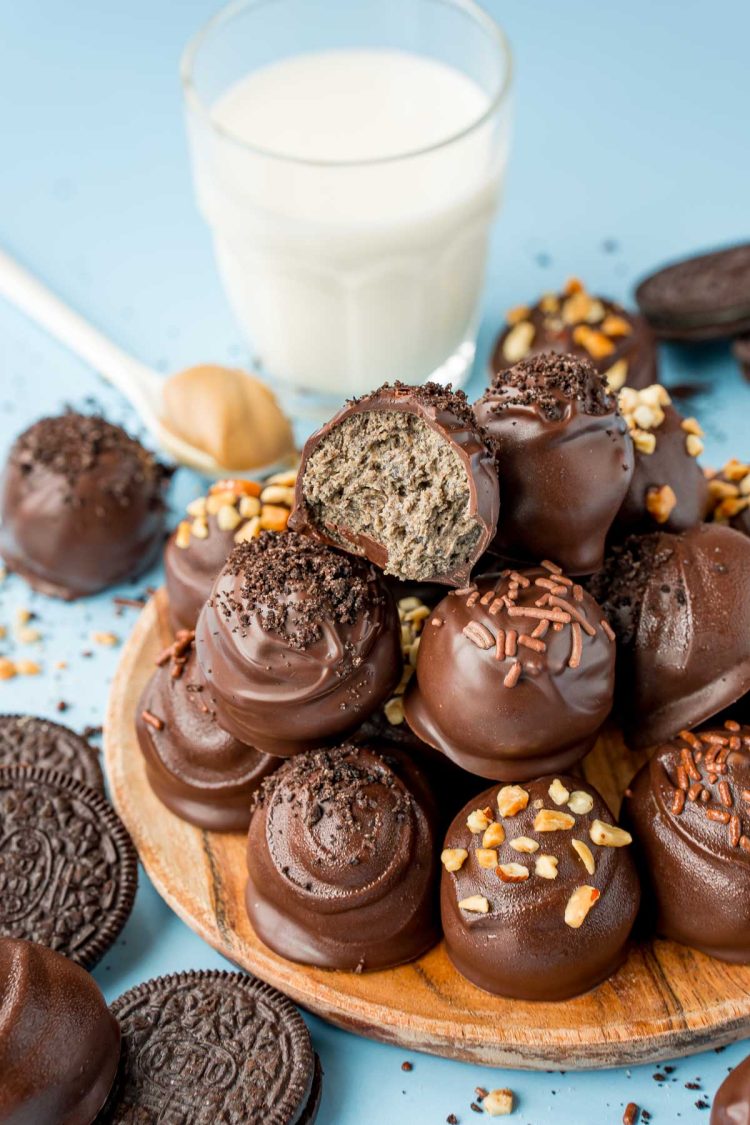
[
  {"x1": 483, "y1": 1088, "x2": 515, "y2": 1116},
  {"x1": 441, "y1": 848, "x2": 468, "y2": 873},
  {"x1": 565, "y1": 885, "x2": 600, "y2": 928}
]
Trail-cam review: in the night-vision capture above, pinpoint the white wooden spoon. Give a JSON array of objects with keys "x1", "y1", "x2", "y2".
[{"x1": 0, "y1": 247, "x2": 294, "y2": 478}]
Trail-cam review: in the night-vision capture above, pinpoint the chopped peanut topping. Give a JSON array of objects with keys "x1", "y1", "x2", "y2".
[
  {"x1": 601, "y1": 313, "x2": 632, "y2": 337},
  {"x1": 458, "y1": 895, "x2": 490, "y2": 913},
  {"x1": 572, "y1": 839, "x2": 596, "y2": 875},
  {"x1": 646, "y1": 484, "x2": 677, "y2": 524},
  {"x1": 564, "y1": 885, "x2": 600, "y2": 928},
  {"x1": 533, "y1": 809, "x2": 575, "y2": 832},
  {"x1": 441, "y1": 848, "x2": 468, "y2": 872},
  {"x1": 476, "y1": 848, "x2": 499, "y2": 869},
  {"x1": 548, "y1": 778, "x2": 570, "y2": 806},
  {"x1": 589, "y1": 820, "x2": 632, "y2": 847},
  {"x1": 503, "y1": 320, "x2": 535, "y2": 364},
  {"x1": 496, "y1": 863, "x2": 529, "y2": 883},
  {"x1": 535, "y1": 854, "x2": 559, "y2": 880},
  {"x1": 604, "y1": 359, "x2": 628, "y2": 391},
  {"x1": 567, "y1": 790, "x2": 594, "y2": 815},
  {"x1": 497, "y1": 785, "x2": 529, "y2": 818},
  {"x1": 467, "y1": 808, "x2": 493, "y2": 834},
  {"x1": 509, "y1": 836, "x2": 539, "y2": 854},
  {"x1": 482, "y1": 822, "x2": 505, "y2": 848}
]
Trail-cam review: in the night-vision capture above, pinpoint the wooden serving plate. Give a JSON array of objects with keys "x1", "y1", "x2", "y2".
[{"x1": 104, "y1": 589, "x2": 750, "y2": 1069}]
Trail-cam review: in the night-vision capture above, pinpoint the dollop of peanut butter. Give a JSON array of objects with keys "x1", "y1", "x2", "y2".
[{"x1": 162, "y1": 364, "x2": 295, "y2": 471}]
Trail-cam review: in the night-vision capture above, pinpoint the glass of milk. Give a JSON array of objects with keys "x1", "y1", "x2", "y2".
[{"x1": 182, "y1": 0, "x2": 512, "y2": 418}]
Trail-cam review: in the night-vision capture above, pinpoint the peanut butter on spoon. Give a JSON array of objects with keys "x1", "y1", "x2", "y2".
[{"x1": 162, "y1": 364, "x2": 295, "y2": 473}]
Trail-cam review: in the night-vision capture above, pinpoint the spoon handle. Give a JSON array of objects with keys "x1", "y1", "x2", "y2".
[{"x1": 0, "y1": 245, "x2": 160, "y2": 422}]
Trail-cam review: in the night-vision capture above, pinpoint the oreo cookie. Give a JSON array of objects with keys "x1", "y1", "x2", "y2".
[
  {"x1": 636, "y1": 243, "x2": 750, "y2": 340},
  {"x1": 0, "y1": 714, "x2": 104, "y2": 790},
  {"x1": 0, "y1": 766, "x2": 137, "y2": 967},
  {"x1": 107, "y1": 970, "x2": 322, "y2": 1124}
]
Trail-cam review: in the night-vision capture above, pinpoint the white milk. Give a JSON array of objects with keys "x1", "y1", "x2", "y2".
[{"x1": 188, "y1": 49, "x2": 506, "y2": 401}]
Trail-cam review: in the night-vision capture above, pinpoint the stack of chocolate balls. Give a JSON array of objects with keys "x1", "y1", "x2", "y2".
[{"x1": 130, "y1": 348, "x2": 750, "y2": 1003}]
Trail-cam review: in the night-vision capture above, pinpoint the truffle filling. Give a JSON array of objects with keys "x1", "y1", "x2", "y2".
[{"x1": 302, "y1": 410, "x2": 480, "y2": 581}]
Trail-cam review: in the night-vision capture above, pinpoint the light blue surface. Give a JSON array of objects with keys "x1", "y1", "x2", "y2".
[{"x1": 0, "y1": 1, "x2": 749, "y2": 1121}]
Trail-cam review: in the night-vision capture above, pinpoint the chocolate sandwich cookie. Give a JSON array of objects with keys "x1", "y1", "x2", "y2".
[
  {"x1": 625, "y1": 723, "x2": 750, "y2": 963},
  {"x1": 490, "y1": 278, "x2": 658, "y2": 391},
  {"x1": 196, "y1": 531, "x2": 401, "y2": 756},
  {"x1": 706, "y1": 458, "x2": 750, "y2": 538},
  {"x1": 613, "y1": 385, "x2": 709, "y2": 535},
  {"x1": 136, "y1": 632, "x2": 278, "y2": 831},
  {"x1": 404, "y1": 567, "x2": 616, "y2": 781},
  {"x1": 289, "y1": 381, "x2": 499, "y2": 587},
  {"x1": 0, "y1": 767, "x2": 137, "y2": 967},
  {"x1": 245, "y1": 743, "x2": 441, "y2": 971},
  {"x1": 165, "y1": 474, "x2": 294, "y2": 633},
  {"x1": 0, "y1": 713, "x2": 104, "y2": 790},
  {"x1": 0, "y1": 412, "x2": 170, "y2": 600},
  {"x1": 711, "y1": 1051, "x2": 750, "y2": 1124},
  {"x1": 588, "y1": 525, "x2": 750, "y2": 750},
  {"x1": 636, "y1": 243, "x2": 750, "y2": 340},
  {"x1": 474, "y1": 352, "x2": 634, "y2": 575},
  {"x1": 441, "y1": 776, "x2": 640, "y2": 1000},
  {"x1": 107, "y1": 970, "x2": 321, "y2": 1124},
  {"x1": 0, "y1": 937, "x2": 121, "y2": 1125}
]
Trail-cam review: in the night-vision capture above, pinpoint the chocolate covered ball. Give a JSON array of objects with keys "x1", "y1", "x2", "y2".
[
  {"x1": 404, "y1": 566, "x2": 616, "y2": 781},
  {"x1": 0, "y1": 412, "x2": 169, "y2": 599},
  {"x1": 707, "y1": 458, "x2": 750, "y2": 538},
  {"x1": 613, "y1": 384, "x2": 710, "y2": 535},
  {"x1": 195, "y1": 531, "x2": 401, "y2": 756},
  {"x1": 245, "y1": 743, "x2": 441, "y2": 971},
  {"x1": 474, "y1": 353, "x2": 634, "y2": 575},
  {"x1": 289, "y1": 382, "x2": 499, "y2": 587},
  {"x1": 0, "y1": 936, "x2": 120, "y2": 1123},
  {"x1": 588, "y1": 525, "x2": 750, "y2": 750},
  {"x1": 136, "y1": 632, "x2": 278, "y2": 831},
  {"x1": 712, "y1": 1051, "x2": 750, "y2": 1124},
  {"x1": 441, "y1": 775, "x2": 639, "y2": 1000},
  {"x1": 164, "y1": 475, "x2": 293, "y2": 633},
  {"x1": 490, "y1": 278, "x2": 659, "y2": 392},
  {"x1": 625, "y1": 723, "x2": 750, "y2": 963}
]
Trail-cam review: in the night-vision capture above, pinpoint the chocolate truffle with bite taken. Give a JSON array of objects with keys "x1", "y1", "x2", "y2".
[
  {"x1": 0, "y1": 412, "x2": 169, "y2": 599},
  {"x1": 196, "y1": 531, "x2": 401, "y2": 756},
  {"x1": 0, "y1": 936, "x2": 121, "y2": 1124},
  {"x1": 588, "y1": 524, "x2": 750, "y2": 750},
  {"x1": 706, "y1": 458, "x2": 750, "y2": 538},
  {"x1": 136, "y1": 631, "x2": 278, "y2": 831},
  {"x1": 404, "y1": 566, "x2": 616, "y2": 781},
  {"x1": 441, "y1": 775, "x2": 639, "y2": 1000},
  {"x1": 612, "y1": 384, "x2": 709, "y2": 535},
  {"x1": 164, "y1": 475, "x2": 294, "y2": 633},
  {"x1": 289, "y1": 382, "x2": 499, "y2": 587},
  {"x1": 245, "y1": 742, "x2": 441, "y2": 971},
  {"x1": 711, "y1": 1050, "x2": 750, "y2": 1124},
  {"x1": 490, "y1": 277, "x2": 658, "y2": 392},
  {"x1": 474, "y1": 353, "x2": 634, "y2": 575},
  {"x1": 625, "y1": 723, "x2": 750, "y2": 963}
]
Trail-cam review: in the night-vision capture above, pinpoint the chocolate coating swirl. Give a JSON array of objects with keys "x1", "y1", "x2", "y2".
[
  {"x1": 441, "y1": 776, "x2": 640, "y2": 1000},
  {"x1": 0, "y1": 413, "x2": 169, "y2": 600},
  {"x1": 196, "y1": 534, "x2": 401, "y2": 756},
  {"x1": 0, "y1": 936, "x2": 120, "y2": 1124},
  {"x1": 245, "y1": 744, "x2": 441, "y2": 970},
  {"x1": 475, "y1": 353, "x2": 634, "y2": 575},
  {"x1": 589, "y1": 525, "x2": 750, "y2": 750},
  {"x1": 404, "y1": 568, "x2": 616, "y2": 781},
  {"x1": 625, "y1": 724, "x2": 750, "y2": 963},
  {"x1": 136, "y1": 643, "x2": 278, "y2": 831}
]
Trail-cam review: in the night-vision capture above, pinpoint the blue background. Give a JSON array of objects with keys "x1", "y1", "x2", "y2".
[{"x1": 1, "y1": 1, "x2": 749, "y2": 1121}]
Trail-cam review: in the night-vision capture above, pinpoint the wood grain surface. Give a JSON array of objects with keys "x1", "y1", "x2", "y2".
[{"x1": 104, "y1": 590, "x2": 750, "y2": 1069}]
